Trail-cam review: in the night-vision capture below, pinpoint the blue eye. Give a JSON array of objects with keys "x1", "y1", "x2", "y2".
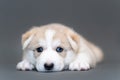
[
  {"x1": 36, "y1": 47, "x2": 43, "y2": 52},
  {"x1": 56, "y1": 47, "x2": 64, "y2": 53}
]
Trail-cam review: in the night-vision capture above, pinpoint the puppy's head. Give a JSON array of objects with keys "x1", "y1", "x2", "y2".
[{"x1": 22, "y1": 24, "x2": 80, "y2": 72}]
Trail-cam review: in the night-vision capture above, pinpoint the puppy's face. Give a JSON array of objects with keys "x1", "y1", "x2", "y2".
[{"x1": 22, "y1": 25, "x2": 79, "y2": 71}]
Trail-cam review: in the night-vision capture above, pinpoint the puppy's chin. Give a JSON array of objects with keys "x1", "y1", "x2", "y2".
[{"x1": 35, "y1": 63, "x2": 64, "y2": 72}]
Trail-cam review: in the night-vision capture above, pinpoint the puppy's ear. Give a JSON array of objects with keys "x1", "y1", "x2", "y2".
[
  {"x1": 67, "y1": 30, "x2": 80, "y2": 53},
  {"x1": 22, "y1": 27, "x2": 38, "y2": 50}
]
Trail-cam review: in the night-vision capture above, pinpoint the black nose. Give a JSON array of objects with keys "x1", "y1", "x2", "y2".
[{"x1": 44, "y1": 63, "x2": 54, "y2": 70}]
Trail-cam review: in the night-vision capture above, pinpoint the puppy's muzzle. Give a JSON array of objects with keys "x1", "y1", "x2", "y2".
[{"x1": 44, "y1": 63, "x2": 54, "y2": 70}]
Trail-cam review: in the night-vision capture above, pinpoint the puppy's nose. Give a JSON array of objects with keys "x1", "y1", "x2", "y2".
[{"x1": 44, "y1": 63, "x2": 54, "y2": 70}]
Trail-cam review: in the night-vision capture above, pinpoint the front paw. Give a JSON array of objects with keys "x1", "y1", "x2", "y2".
[
  {"x1": 69, "y1": 60, "x2": 90, "y2": 71},
  {"x1": 16, "y1": 60, "x2": 34, "y2": 71}
]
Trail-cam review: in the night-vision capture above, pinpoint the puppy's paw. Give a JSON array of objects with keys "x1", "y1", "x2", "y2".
[
  {"x1": 16, "y1": 60, "x2": 34, "y2": 71},
  {"x1": 69, "y1": 60, "x2": 90, "y2": 71}
]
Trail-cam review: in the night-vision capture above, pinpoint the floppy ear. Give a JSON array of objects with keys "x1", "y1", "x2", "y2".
[
  {"x1": 67, "y1": 30, "x2": 80, "y2": 53},
  {"x1": 22, "y1": 27, "x2": 38, "y2": 50}
]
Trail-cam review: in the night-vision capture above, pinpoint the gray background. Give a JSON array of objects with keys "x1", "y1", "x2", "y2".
[{"x1": 0, "y1": 0, "x2": 119, "y2": 80}]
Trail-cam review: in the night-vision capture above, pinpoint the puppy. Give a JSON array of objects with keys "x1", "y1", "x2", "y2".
[{"x1": 16, "y1": 23, "x2": 103, "y2": 72}]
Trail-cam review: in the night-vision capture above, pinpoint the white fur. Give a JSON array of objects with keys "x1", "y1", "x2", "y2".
[
  {"x1": 69, "y1": 54, "x2": 91, "y2": 70},
  {"x1": 36, "y1": 48, "x2": 64, "y2": 71},
  {"x1": 16, "y1": 60, "x2": 34, "y2": 70},
  {"x1": 53, "y1": 39, "x2": 61, "y2": 48},
  {"x1": 36, "y1": 29, "x2": 64, "y2": 71},
  {"x1": 45, "y1": 29, "x2": 56, "y2": 47},
  {"x1": 69, "y1": 37, "x2": 96, "y2": 70},
  {"x1": 23, "y1": 50, "x2": 36, "y2": 64},
  {"x1": 64, "y1": 50, "x2": 76, "y2": 69},
  {"x1": 38, "y1": 39, "x2": 46, "y2": 48},
  {"x1": 16, "y1": 50, "x2": 35, "y2": 70}
]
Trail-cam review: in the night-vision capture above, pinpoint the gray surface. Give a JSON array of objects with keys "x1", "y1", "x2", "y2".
[
  {"x1": 0, "y1": 64, "x2": 120, "y2": 80},
  {"x1": 0, "y1": 0, "x2": 119, "y2": 80}
]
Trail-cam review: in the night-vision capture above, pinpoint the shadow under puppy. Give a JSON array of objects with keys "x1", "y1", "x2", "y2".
[{"x1": 16, "y1": 23, "x2": 103, "y2": 72}]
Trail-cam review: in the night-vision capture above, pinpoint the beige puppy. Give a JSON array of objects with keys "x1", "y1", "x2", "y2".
[{"x1": 16, "y1": 23, "x2": 103, "y2": 72}]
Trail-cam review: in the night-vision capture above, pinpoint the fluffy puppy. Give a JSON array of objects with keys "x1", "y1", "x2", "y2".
[{"x1": 16, "y1": 23, "x2": 103, "y2": 72}]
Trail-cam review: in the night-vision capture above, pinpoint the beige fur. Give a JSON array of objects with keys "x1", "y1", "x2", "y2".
[{"x1": 16, "y1": 23, "x2": 103, "y2": 71}]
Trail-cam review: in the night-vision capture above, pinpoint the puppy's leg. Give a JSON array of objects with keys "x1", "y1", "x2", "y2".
[
  {"x1": 69, "y1": 37, "x2": 102, "y2": 71},
  {"x1": 16, "y1": 60, "x2": 34, "y2": 71},
  {"x1": 16, "y1": 50, "x2": 35, "y2": 71},
  {"x1": 69, "y1": 52, "x2": 94, "y2": 71}
]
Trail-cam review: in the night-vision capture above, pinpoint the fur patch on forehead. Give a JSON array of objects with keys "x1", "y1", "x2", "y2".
[{"x1": 45, "y1": 29, "x2": 56, "y2": 46}]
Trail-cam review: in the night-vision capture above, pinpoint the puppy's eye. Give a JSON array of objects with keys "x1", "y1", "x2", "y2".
[
  {"x1": 36, "y1": 47, "x2": 43, "y2": 52},
  {"x1": 56, "y1": 47, "x2": 64, "y2": 53}
]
